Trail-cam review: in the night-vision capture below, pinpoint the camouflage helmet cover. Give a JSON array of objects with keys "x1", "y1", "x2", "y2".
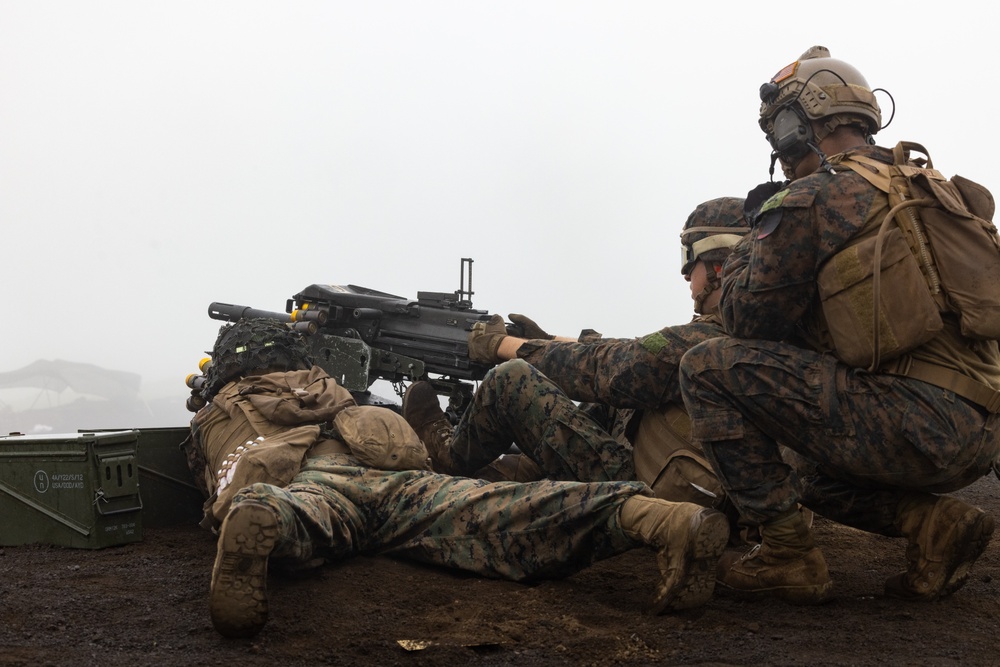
[
  {"x1": 758, "y1": 46, "x2": 882, "y2": 139},
  {"x1": 201, "y1": 317, "x2": 313, "y2": 400},
  {"x1": 679, "y1": 196, "x2": 750, "y2": 275}
]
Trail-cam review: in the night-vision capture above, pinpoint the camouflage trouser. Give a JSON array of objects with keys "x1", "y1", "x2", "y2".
[
  {"x1": 577, "y1": 402, "x2": 635, "y2": 449},
  {"x1": 449, "y1": 359, "x2": 634, "y2": 482},
  {"x1": 232, "y1": 453, "x2": 648, "y2": 581},
  {"x1": 680, "y1": 338, "x2": 1000, "y2": 533}
]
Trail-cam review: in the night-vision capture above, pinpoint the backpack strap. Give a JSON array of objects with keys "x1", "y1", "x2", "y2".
[
  {"x1": 833, "y1": 145, "x2": 947, "y2": 193},
  {"x1": 834, "y1": 153, "x2": 891, "y2": 192}
]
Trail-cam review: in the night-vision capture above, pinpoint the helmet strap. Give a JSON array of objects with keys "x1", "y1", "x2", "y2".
[{"x1": 693, "y1": 262, "x2": 724, "y2": 314}]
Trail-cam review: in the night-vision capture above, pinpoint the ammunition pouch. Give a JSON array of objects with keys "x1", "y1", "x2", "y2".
[{"x1": 817, "y1": 224, "x2": 943, "y2": 369}]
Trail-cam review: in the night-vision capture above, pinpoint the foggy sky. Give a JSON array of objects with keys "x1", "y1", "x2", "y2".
[{"x1": 1, "y1": 1, "x2": 997, "y2": 429}]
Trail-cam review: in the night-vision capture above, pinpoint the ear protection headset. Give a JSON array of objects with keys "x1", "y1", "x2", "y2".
[
  {"x1": 768, "y1": 105, "x2": 814, "y2": 160},
  {"x1": 760, "y1": 67, "x2": 892, "y2": 180},
  {"x1": 760, "y1": 72, "x2": 841, "y2": 177}
]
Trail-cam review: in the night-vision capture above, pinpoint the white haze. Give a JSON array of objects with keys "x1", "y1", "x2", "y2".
[{"x1": 1, "y1": 1, "x2": 997, "y2": 431}]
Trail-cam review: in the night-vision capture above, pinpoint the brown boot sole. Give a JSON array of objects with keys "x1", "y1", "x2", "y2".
[
  {"x1": 886, "y1": 508, "x2": 995, "y2": 601},
  {"x1": 652, "y1": 509, "x2": 729, "y2": 613},
  {"x1": 941, "y1": 509, "x2": 995, "y2": 597},
  {"x1": 716, "y1": 571, "x2": 835, "y2": 605},
  {"x1": 716, "y1": 579, "x2": 835, "y2": 605},
  {"x1": 209, "y1": 502, "x2": 279, "y2": 638}
]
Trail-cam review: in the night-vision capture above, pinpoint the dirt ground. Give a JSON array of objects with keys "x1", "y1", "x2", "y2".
[{"x1": 2, "y1": 472, "x2": 999, "y2": 667}]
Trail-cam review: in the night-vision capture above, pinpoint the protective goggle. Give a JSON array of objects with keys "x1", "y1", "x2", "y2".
[{"x1": 680, "y1": 228, "x2": 751, "y2": 275}]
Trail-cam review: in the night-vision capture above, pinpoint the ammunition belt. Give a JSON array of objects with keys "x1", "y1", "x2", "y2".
[{"x1": 881, "y1": 356, "x2": 1000, "y2": 414}]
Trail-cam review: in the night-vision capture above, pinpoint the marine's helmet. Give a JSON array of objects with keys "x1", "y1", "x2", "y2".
[
  {"x1": 758, "y1": 46, "x2": 881, "y2": 162},
  {"x1": 680, "y1": 197, "x2": 750, "y2": 314},
  {"x1": 201, "y1": 317, "x2": 313, "y2": 400},
  {"x1": 679, "y1": 196, "x2": 749, "y2": 276}
]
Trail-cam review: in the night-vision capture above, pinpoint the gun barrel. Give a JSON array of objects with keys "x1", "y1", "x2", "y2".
[
  {"x1": 209, "y1": 302, "x2": 292, "y2": 323},
  {"x1": 208, "y1": 302, "x2": 318, "y2": 334}
]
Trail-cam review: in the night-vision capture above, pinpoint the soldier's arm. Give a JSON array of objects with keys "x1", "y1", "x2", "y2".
[
  {"x1": 720, "y1": 192, "x2": 820, "y2": 341},
  {"x1": 515, "y1": 321, "x2": 724, "y2": 409}
]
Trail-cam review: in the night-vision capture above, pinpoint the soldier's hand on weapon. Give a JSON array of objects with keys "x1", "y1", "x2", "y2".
[
  {"x1": 506, "y1": 313, "x2": 554, "y2": 340},
  {"x1": 468, "y1": 314, "x2": 509, "y2": 363}
]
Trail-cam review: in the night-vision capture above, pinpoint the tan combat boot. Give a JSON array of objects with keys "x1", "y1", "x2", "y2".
[
  {"x1": 209, "y1": 500, "x2": 280, "y2": 638},
  {"x1": 885, "y1": 493, "x2": 995, "y2": 600},
  {"x1": 619, "y1": 495, "x2": 729, "y2": 613},
  {"x1": 716, "y1": 508, "x2": 833, "y2": 605},
  {"x1": 402, "y1": 381, "x2": 459, "y2": 474}
]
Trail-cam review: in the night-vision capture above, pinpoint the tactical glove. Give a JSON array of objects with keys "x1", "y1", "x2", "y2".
[
  {"x1": 507, "y1": 313, "x2": 554, "y2": 340},
  {"x1": 468, "y1": 314, "x2": 508, "y2": 364},
  {"x1": 744, "y1": 180, "x2": 788, "y2": 223}
]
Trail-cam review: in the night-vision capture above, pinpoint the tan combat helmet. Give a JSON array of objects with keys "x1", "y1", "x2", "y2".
[{"x1": 758, "y1": 46, "x2": 882, "y2": 163}]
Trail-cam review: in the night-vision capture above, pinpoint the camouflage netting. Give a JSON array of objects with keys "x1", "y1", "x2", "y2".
[{"x1": 201, "y1": 317, "x2": 313, "y2": 401}]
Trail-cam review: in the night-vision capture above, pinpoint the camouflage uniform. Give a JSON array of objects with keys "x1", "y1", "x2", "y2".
[
  {"x1": 189, "y1": 368, "x2": 649, "y2": 581},
  {"x1": 197, "y1": 319, "x2": 730, "y2": 638},
  {"x1": 447, "y1": 317, "x2": 726, "y2": 496},
  {"x1": 448, "y1": 358, "x2": 634, "y2": 482},
  {"x1": 233, "y1": 457, "x2": 641, "y2": 581},
  {"x1": 680, "y1": 144, "x2": 1000, "y2": 531},
  {"x1": 444, "y1": 196, "x2": 745, "y2": 492},
  {"x1": 516, "y1": 316, "x2": 725, "y2": 442},
  {"x1": 515, "y1": 318, "x2": 725, "y2": 411}
]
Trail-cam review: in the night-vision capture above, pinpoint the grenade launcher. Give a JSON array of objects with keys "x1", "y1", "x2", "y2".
[{"x1": 200, "y1": 258, "x2": 495, "y2": 414}]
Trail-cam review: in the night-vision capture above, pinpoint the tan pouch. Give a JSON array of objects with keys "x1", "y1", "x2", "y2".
[
  {"x1": 817, "y1": 225, "x2": 943, "y2": 368},
  {"x1": 334, "y1": 406, "x2": 429, "y2": 471},
  {"x1": 912, "y1": 174, "x2": 1000, "y2": 339},
  {"x1": 632, "y1": 404, "x2": 723, "y2": 508},
  {"x1": 208, "y1": 422, "x2": 321, "y2": 526}
]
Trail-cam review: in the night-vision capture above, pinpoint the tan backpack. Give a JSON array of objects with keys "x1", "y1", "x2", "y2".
[{"x1": 819, "y1": 142, "x2": 1000, "y2": 370}]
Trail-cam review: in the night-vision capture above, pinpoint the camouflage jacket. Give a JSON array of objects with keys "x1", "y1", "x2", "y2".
[
  {"x1": 723, "y1": 144, "x2": 1000, "y2": 391},
  {"x1": 720, "y1": 146, "x2": 892, "y2": 341},
  {"x1": 516, "y1": 314, "x2": 725, "y2": 411}
]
